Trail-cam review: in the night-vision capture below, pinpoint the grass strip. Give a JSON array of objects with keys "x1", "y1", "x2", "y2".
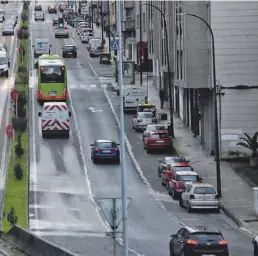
[{"x1": 2, "y1": 8, "x2": 29, "y2": 233}]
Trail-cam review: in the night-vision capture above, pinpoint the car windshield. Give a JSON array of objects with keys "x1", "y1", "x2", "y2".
[
  {"x1": 151, "y1": 133, "x2": 169, "y2": 139},
  {"x1": 0, "y1": 57, "x2": 7, "y2": 65},
  {"x1": 147, "y1": 125, "x2": 166, "y2": 131},
  {"x1": 173, "y1": 166, "x2": 192, "y2": 172},
  {"x1": 193, "y1": 186, "x2": 216, "y2": 194},
  {"x1": 190, "y1": 233, "x2": 223, "y2": 243},
  {"x1": 4, "y1": 24, "x2": 12, "y2": 28},
  {"x1": 65, "y1": 46, "x2": 75, "y2": 50},
  {"x1": 40, "y1": 65, "x2": 65, "y2": 83},
  {"x1": 176, "y1": 175, "x2": 197, "y2": 181},
  {"x1": 138, "y1": 112, "x2": 154, "y2": 119},
  {"x1": 166, "y1": 158, "x2": 186, "y2": 164},
  {"x1": 98, "y1": 142, "x2": 116, "y2": 148}
]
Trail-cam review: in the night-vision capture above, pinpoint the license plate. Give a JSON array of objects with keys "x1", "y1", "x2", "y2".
[
  {"x1": 103, "y1": 150, "x2": 111, "y2": 153},
  {"x1": 157, "y1": 141, "x2": 164, "y2": 143},
  {"x1": 68, "y1": 52, "x2": 72, "y2": 54},
  {"x1": 48, "y1": 91, "x2": 56, "y2": 95}
]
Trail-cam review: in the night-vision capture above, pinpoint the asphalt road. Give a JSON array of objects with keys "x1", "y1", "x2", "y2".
[
  {"x1": 28, "y1": 4, "x2": 254, "y2": 256},
  {"x1": 0, "y1": 1, "x2": 22, "y2": 225}
]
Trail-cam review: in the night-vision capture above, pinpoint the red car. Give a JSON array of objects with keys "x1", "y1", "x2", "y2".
[
  {"x1": 144, "y1": 131, "x2": 172, "y2": 153},
  {"x1": 167, "y1": 171, "x2": 202, "y2": 199},
  {"x1": 161, "y1": 162, "x2": 193, "y2": 187}
]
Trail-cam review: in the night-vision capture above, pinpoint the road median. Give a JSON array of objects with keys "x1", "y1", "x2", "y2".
[{"x1": 2, "y1": 3, "x2": 29, "y2": 233}]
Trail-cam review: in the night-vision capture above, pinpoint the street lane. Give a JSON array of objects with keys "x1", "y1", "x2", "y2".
[
  {"x1": 28, "y1": 7, "x2": 120, "y2": 255},
  {"x1": 103, "y1": 71, "x2": 253, "y2": 255}
]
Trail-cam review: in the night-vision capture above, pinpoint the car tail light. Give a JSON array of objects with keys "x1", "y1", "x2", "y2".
[
  {"x1": 215, "y1": 194, "x2": 219, "y2": 199},
  {"x1": 186, "y1": 239, "x2": 198, "y2": 245},
  {"x1": 137, "y1": 119, "x2": 142, "y2": 122},
  {"x1": 189, "y1": 194, "x2": 195, "y2": 199},
  {"x1": 113, "y1": 147, "x2": 119, "y2": 151},
  {"x1": 219, "y1": 240, "x2": 228, "y2": 245},
  {"x1": 95, "y1": 148, "x2": 100, "y2": 152}
]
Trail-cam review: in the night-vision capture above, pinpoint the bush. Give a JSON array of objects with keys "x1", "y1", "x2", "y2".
[
  {"x1": 12, "y1": 117, "x2": 27, "y2": 132},
  {"x1": 15, "y1": 134, "x2": 24, "y2": 157},
  {"x1": 20, "y1": 23, "x2": 28, "y2": 30},
  {"x1": 21, "y1": 11, "x2": 28, "y2": 22},
  {"x1": 17, "y1": 29, "x2": 29, "y2": 40},
  {"x1": 14, "y1": 163, "x2": 23, "y2": 180},
  {"x1": 17, "y1": 66, "x2": 27, "y2": 73},
  {"x1": 7, "y1": 207, "x2": 18, "y2": 225}
]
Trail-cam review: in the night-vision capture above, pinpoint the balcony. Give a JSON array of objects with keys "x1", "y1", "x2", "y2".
[
  {"x1": 124, "y1": 1, "x2": 135, "y2": 9},
  {"x1": 124, "y1": 16, "x2": 135, "y2": 30}
]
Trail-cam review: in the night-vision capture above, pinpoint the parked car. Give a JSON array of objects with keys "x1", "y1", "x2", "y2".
[
  {"x1": 144, "y1": 131, "x2": 172, "y2": 153},
  {"x1": 62, "y1": 45, "x2": 77, "y2": 58},
  {"x1": 179, "y1": 183, "x2": 220, "y2": 213},
  {"x1": 169, "y1": 226, "x2": 229, "y2": 256},
  {"x1": 132, "y1": 111, "x2": 157, "y2": 132},
  {"x1": 161, "y1": 162, "x2": 193, "y2": 186},
  {"x1": 157, "y1": 156, "x2": 189, "y2": 177},
  {"x1": 167, "y1": 171, "x2": 202, "y2": 199},
  {"x1": 142, "y1": 124, "x2": 167, "y2": 141},
  {"x1": 2, "y1": 23, "x2": 14, "y2": 35},
  {"x1": 253, "y1": 235, "x2": 258, "y2": 256},
  {"x1": 90, "y1": 139, "x2": 120, "y2": 164}
]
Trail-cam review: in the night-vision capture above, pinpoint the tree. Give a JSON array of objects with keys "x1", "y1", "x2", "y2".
[{"x1": 237, "y1": 132, "x2": 258, "y2": 157}]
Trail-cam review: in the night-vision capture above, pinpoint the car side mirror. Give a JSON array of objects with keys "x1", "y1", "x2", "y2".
[
  {"x1": 90, "y1": 144, "x2": 94, "y2": 146},
  {"x1": 68, "y1": 111, "x2": 72, "y2": 117},
  {"x1": 170, "y1": 234, "x2": 176, "y2": 238},
  {"x1": 117, "y1": 91, "x2": 119, "y2": 96},
  {"x1": 38, "y1": 112, "x2": 42, "y2": 117}
]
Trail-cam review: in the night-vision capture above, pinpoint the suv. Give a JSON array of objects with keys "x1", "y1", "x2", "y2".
[
  {"x1": 169, "y1": 226, "x2": 229, "y2": 256},
  {"x1": 62, "y1": 45, "x2": 77, "y2": 58}
]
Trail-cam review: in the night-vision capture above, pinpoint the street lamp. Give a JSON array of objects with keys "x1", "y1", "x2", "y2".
[
  {"x1": 182, "y1": 13, "x2": 221, "y2": 197},
  {"x1": 141, "y1": 3, "x2": 175, "y2": 138}
]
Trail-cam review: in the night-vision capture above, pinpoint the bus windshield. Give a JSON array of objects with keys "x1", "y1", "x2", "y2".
[{"x1": 40, "y1": 65, "x2": 65, "y2": 83}]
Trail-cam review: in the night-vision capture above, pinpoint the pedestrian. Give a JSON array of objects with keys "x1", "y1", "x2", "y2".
[{"x1": 159, "y1": 88, "x2": 165, "y2": 109}]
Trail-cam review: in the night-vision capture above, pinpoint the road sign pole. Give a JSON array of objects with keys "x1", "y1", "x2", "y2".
[{"x1": 113, "y1": 198, "x2": 116, "y2": 256}]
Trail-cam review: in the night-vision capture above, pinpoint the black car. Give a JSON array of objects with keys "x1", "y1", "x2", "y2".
[
  {"x1": 169, "y1": 226, "x2": 229, "y2": 256},
  {"x1": 62, "y1": 45, "x2": 77, "y2": 58}
]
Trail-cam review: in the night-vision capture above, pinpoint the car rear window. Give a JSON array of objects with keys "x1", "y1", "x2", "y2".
[
  {"x1": 194, "y1": 187, "x2": 216, "y2": 194},
  {"x1": 98, "y1": 142, "x2": 116, "y2": 148},
  {"x1": 65, "y1": 46, "x2": 75, "y2": 50},
  {"x1": 173, "y1": 166, "x2": 192, "y2": 172},
  {"x1": 138, "y1": 113, "x2": 154, "y2": 118},
  {"x1": 166, "y1": 158, "x2": 186, "y2": 164},
  {"x1": 176, "y1": 175, "x2": 197, "y2": 181},
  {"x1": 151, "y1": 133, "x2": 169, "y2": 139},
  {"x1": 190, "y1": 233, "x2": 223, "y2": 243},
  {"x1": 148, "y1": 125, "x2": 166, "y2": 131}
]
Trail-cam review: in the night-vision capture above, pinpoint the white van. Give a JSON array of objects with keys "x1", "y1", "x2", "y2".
[
  {"x1": 32, "y1": 39, "x2": 51, "y2": 58},
  {"x1": 122, "y1": 87, "x2": 147, "y2": 112},
  {"x1": 0, "y1": 50, "x2": 10, "y2": 77},
  {"x1": 34, "y1": 10, "x2": 45, "y2": 21},
  {"x1": 38, "y1": 102, "x2": 72, "y2": 138}
]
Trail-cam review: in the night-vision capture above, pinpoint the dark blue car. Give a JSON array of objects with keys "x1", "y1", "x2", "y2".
[{"x1": 90, "y1": 139, "x2": 120, "y2": 164}]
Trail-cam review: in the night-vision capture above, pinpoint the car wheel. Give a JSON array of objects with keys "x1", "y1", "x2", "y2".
[
  {"x1": 158, "y1": 169, "x2": 161, "y2": 177},
  {"x1": 37, "y1": 99, "x2": 44, "y2": 106},
  {"x1": 144, "y1": 143, "x2": 146, "y2": 149},
  {"x1": 179, "y1": 198, "x2": 184, "y2": 208},
  {"x1": 6, "y1": 71, "x2": 8, "y2": 78},
  {"x1": 116, "y1": 158, "x2": 120, "y2": 164},
  {"x1": 146, "y1": 148, "x2": 151, "y2": 154},
  {"x1": 215, "y1": 207, "x2": 220, "y2": 214},
  {"x1": 168, "y1": 186, "x2": 172, "y2": 196},
  {"x1": 132, "y1": 124, "x2": 135, "y2": 129},
  {"x1": 93, "y1": 157, "x2": 98, "y2": 164},
  {"x1": 172, "y1": 189, "x2": 177, "y2": 199},
  {"x1": 62, "y1": 54, "x2": 65, "y2": 58},
  {"x1": 254, "y1": 243, "x2": 258, "y2": 256},
  {"x1": 42, "y1": 132, "x2": 46, "y2": 138},
  {"x1": 187, "y1": 201, "x2": 192, "y2": 213},
  {"x1": 74, "y1": 54, "x2": 77, "y2": 58}
]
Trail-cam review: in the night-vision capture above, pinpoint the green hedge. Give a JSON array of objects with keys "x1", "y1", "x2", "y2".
[{"x1": 2, "y1": 8, "x2": 29, "y2": 232}]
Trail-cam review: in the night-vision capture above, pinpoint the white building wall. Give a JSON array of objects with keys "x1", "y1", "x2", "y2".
[{"x1": 211, "y1": 1, "x2": 258, "y2": 157}]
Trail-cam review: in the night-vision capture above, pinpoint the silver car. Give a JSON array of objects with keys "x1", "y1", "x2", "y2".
[
  {"x1": 55, "y1": 27, "x2": 69, "y2": 38},
  {"x1": 2, "y1": 23, "x2": 14, "y2": 35},
  {"x1": 180, "y1": 183, "x2": 220, "y2": 213},
  {"x1": 132, "y1": 112, "x2": 157, "y2": 132},
  {"x1": 142, "y1": 124, "x2": 167, "y2": 141}
]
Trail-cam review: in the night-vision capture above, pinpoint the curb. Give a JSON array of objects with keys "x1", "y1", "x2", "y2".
[{"x1": 220, "y1": 203, "x2": 244, "y2": 227}]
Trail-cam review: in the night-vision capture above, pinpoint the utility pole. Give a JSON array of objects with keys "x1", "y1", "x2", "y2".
[
  {"x1": 117, "y1": 1, "x2": 129, "y2": 255},
  {"x1": 139, "y1": 1, "x2": 143, "y2": 85},
  {"x1": 107, "y1": 1, "x2": 111, "y2": 54},
  {"x1": 101, "y1": 2, "x2": 104, "y2": 44}
]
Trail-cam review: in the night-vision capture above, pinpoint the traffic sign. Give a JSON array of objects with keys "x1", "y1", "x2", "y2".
[
  {"x1": 110, "y1": 39, "x2": 120, "y2": 51},
  {"x1": 6, "y1": 125, "x2": 14, "y2": 138},
  {"x1": 10, "y1": 89, "x2": 19, "y2": 101},
  {"x1": 97, "y1": 197, "x2": 132, "y2": 230}
]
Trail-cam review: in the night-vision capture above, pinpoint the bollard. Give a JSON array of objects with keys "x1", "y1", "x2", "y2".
[{"x1": 253, "y1": 187, "x2": 258, "y2": 216}]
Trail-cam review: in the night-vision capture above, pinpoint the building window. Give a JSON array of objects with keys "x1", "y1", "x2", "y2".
[
  {"x1": 176, "y1": 7, "x2": 179, "y2": 37},
  {"x1": 179, "y1": 7, "x2": 183, "y2": 38},
  {"x1": 161, "y1": 38, "x2": 164, "y2": 65},
  {"x1": 137, "y1": 14, "x2": 139, "y2": 29},
  {"x1": 176, "y1": 50, "x2": 180, "y2": 79},
  {"x1": 143, "y1": 12, "x2": 146, "y2": 32},
  {"x1": 180, "y1": 50, "x2": 183, "y2": 80}
]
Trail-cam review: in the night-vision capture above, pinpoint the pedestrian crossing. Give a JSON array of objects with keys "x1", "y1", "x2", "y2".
[{"x1": 68, "y1": 83, "x2": 114, "y2": 91}]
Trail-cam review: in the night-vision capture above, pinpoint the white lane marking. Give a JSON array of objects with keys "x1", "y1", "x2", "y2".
[
  {"x1": 70, "y1": 36, "x2": 144, "y2": 256},
  {"x1": 31, "y1": 231, "x2": 106, "y2": 238},
  {"x1": 29, "y1": 12, "x2": 39, "y2": 233}
]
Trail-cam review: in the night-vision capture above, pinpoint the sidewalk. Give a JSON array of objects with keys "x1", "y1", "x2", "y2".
[{"x1": 145, "y1": 77, "x2": 258, "y2": 236}]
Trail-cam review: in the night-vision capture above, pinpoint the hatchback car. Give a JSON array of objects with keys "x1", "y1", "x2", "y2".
[
  {"x1": 169, "y1": 226, "x2": 229, "y2": 256},
  {"x1": 142, "y1": 124, "x2": 167, "y2": 141},
  {"x1": 132, "y1": 111, "x2": 157, "y2": 132},
  {"x1": 144, "y1": 131, "x2": 172, "y2": 153},
  {"x1": 89, "y1": 46, "x2": 103, "y2": 57},
  {"x1": 90, "y1": 140, "x2": 120, "y2": 164},
  {"x1": 62, "y1": 45, "x2": 77, "y2": 58},
  {"x1": 180, "y1": 183, "x2": 220, "y2": 213},
  {"x1": 157, "y1": 156, "x2": 189, "y2": 177},
  {"x1": 167, "y1": 171, "x2": 201, "y2": 199},
  {"x1": 2, "y1": 23, "x2": 14, "y2": 35}
]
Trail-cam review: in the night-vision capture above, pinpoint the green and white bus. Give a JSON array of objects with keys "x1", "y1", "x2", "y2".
[{"x1": 35, "y1": 54, "x2": 68, "y2": 105}]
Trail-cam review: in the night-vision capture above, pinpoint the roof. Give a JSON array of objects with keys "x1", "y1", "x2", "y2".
[
  {"x1": 170, "y1": 163, "x2": 191, "y2": 167},
  {"x1": 186, "y1": 225, "x2": 220, "y2": 234},
  {"x1": 165, "y1": 156, "x2": 186, "y2": 162},
  {"x1": 96, "y1": 139, "x2": 115, "y2": 143},
  {"x1": 150, "y1": 131, "x2": 168, "y2": 134},
  {"x1": 38, "y1": 55, "x2": 65, "y2": 66},
  {"x1": 176, "y1": 171, "x2": 198, "y2": 176},
  {"x1": 138, "y1": 103, "x2": 155, "y2": 106},
  {"x1": 191, "y1": 183, "x2": 215, "y2": 188},
  {"x1": 0, "y1": 51, "x2": 7, "y2": 57}
]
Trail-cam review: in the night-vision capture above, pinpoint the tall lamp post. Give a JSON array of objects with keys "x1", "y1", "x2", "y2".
[
  {"x1": 183, "y1": 13, "x2": 221, "y2": 197},
  {"x1": 141, "y1": 3, "x2": 174, "y2": 138},
  {"x1": 139, "y1": 1, "x2": 143, "y2": 85}
]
